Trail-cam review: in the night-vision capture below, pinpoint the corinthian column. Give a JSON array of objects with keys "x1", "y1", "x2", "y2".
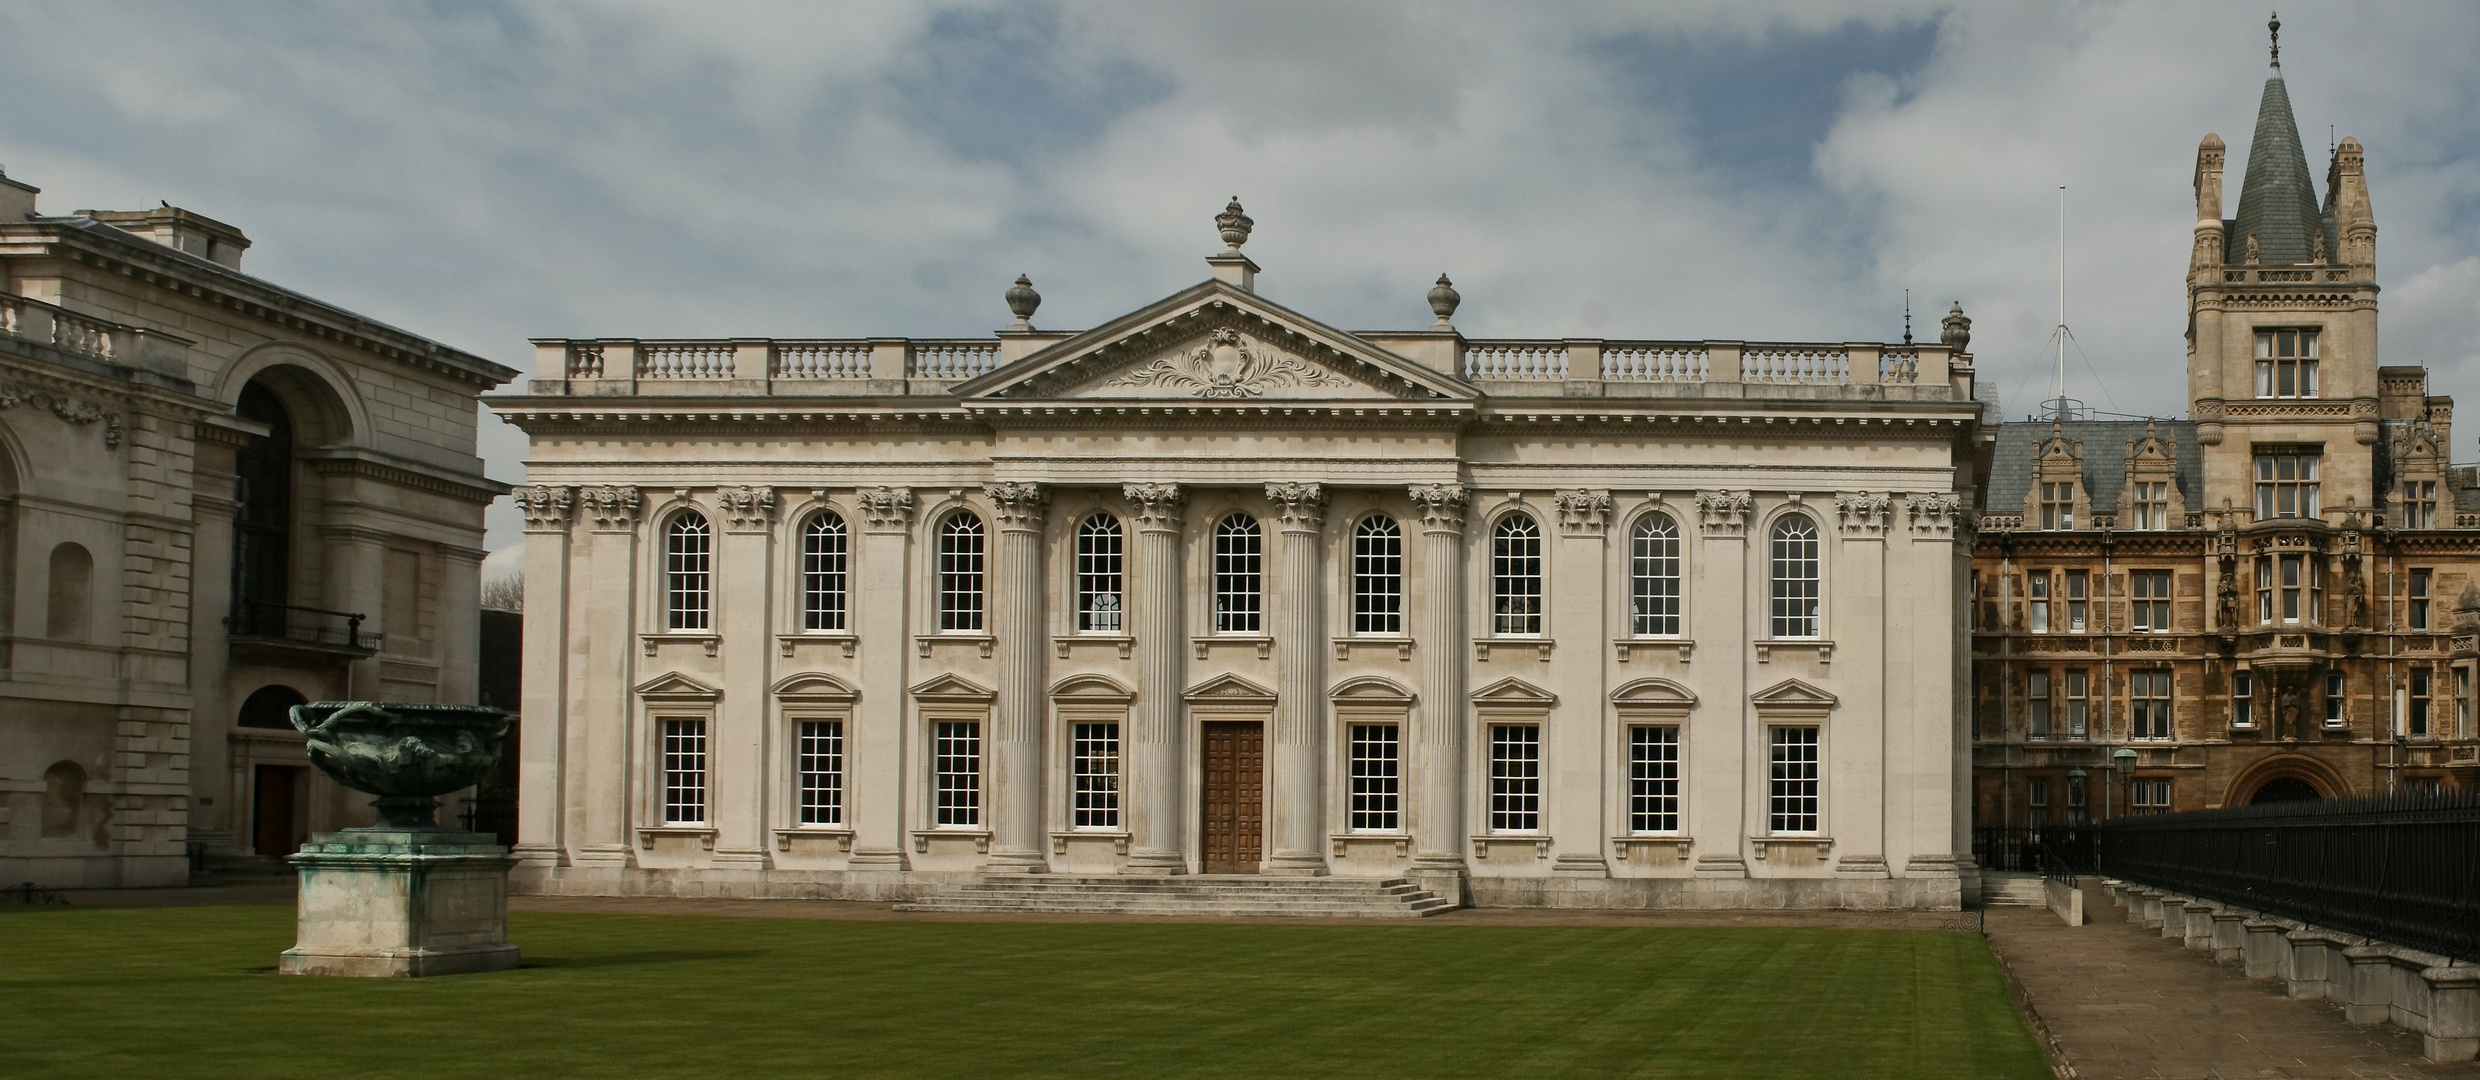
[
  {"x1": 1263, "y1": 482, "x2": 1329, "y2": 875},
  {"x1": 1407, "y1": 483, "x2": 1470, "y2": 890},
  {"x1": 984, "y1": 483, "x2": 1049, "y2": 873},
  {"x1": 1122, "y1": 483, "x2": 1188, "y2": 874}
]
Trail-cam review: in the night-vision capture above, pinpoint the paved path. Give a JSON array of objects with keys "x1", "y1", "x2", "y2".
[{"x1": 1983, "y1": 883, "x2": 2478, "y2": 1079}]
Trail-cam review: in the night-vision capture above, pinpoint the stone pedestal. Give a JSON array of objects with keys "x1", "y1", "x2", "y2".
[{"x1": 280, "y1": 830, "x2": 522, "y2": 978}]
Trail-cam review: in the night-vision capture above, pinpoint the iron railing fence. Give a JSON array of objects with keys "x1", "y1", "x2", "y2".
[
  {"x1": 2097, "y1": 792, "x2": 2480, "y2": 964},
  {"x1": 226, "y1": 600, "x2": 380, "y2": 652},
  {"x1": 1972, "y1": 825, "x2": 2096, "y2": 874}
]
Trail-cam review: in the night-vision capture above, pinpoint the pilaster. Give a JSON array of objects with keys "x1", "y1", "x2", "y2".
[
  {"x1": 512, "y1": 485, "x2": 572, "y2": 870},
  {"x1": 573, "y1": 485, "x2": 640, "y2": 867},
  {"x1": 984, "y1": 482, "x2": 1049, "y2": 872},
  {"x1": 848, "y1": 487, "x2": 915, "y2": 868},
  {"x1": 1693, "y1": 489, "x2": 1751, "y2": 878},
  {"x1": 1831, "y1": 491, "x2": 1889, "y2": 878},
  {"x1": 1122, "y1": 482, "x2": 1188, "y2": 874},
  {"x1": 1263, "y1": 482, "x2": 1329, "y2": 875},
  {"x1": 1548, "y1": 489, "x2": 1613, "y2": 876},
  {"x1": 713, "y1": 485, "x2": 776, "y2": 870},
  {"x1": 1407, "y1": 483, "x2": 1470, "y2": 889}
]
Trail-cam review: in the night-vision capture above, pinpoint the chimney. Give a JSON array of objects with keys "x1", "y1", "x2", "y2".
[
  {"x1": 0, "y1": 166, "x2": 37, "y2": 222},
  {"x1": 81, "y1": 204, "x2": 251, "y2": 270}
]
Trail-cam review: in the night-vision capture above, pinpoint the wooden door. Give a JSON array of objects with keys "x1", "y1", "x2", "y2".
[
  {"x1": 253, "y1": 765, "x2": 301, "y2": 857},
  {"x1": 1201, "y1": 721, "x2": 1264, "y2": 874}
]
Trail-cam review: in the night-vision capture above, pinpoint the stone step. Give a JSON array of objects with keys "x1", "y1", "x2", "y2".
[{"x1": 896, "y1": 874, "x2": 1454, "y2": 918}]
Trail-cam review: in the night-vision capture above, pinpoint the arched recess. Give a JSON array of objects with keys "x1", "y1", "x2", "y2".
[
  {"x1": 41, "y1": 761, "x2": 85, "y2": 838},
  {"x1": 237, "y1": 684, "x2": 308, "y2": 729},
  {"x1": 1050, "y1": 672, "x2": 1135, "y2": 706},
  {"x1": 1329, "y1": 674, "x2": 1416, "y2": 708},
  {"x1": 0, "y1": 427, "x2": 22, "y2": 640},
  {"x1": 771, "y1": 672, "x2": 858, "y2": 707},
  {"x1": 2222, "y1": 752, "x2": 2349, "y2": 807},
  {"x1": 215, "y1": 345, "x2": 365, "y2": 449},
  {"x1": 44, "y1": 542, "x2": 91, "y2": 640}
]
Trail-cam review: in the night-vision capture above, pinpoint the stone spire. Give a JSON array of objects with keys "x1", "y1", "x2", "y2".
[{"x1": 2226, "y1": 14, "x2": 2330, "y2": 266}]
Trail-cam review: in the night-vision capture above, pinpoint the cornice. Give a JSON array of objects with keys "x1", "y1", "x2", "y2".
[{"x1": 303, "y1": 449, "x2": 511, "y2": 504}]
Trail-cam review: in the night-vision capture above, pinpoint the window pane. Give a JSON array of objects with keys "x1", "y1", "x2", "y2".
[
  {"x1": 934, "y1": 721, "x2": 981, "y2": 825},
  {"x1": 1488, "y1": 725, "x2": 1541, "y2": 832},
  {"x1": 1767, "y1": 727, "x2": 1820, "y2": 833},
  {"x1": 666, "y1": 513, "x2": 712, "y2": 630},
  {"x1": 797, "y1": 720, "x2": 844, "y2": 825},
  {"x1": 1075, "y1": 514, "x2": 1124, "y2": 632},
  {"x1": 802, "y1": 512, "x2": 848, "y2": 631},
  {"x1": 1352, "y1": 517, "x2": 1403, "y2": 635},
  {"x1": 1630, "y1": 513, "x2": 1681, "y2": 636},
  {"x1": 1348, "y1": 724, "x2": 1401, "y2": 831},
  {"x1": 1212, "y1": 514, "x2": 1262, "y2": 633},
  {"x1": 1072, "y1": 723, "x2": 1120, "y2": 828},
  {"x1": 1769, "y1": 516, "x2": 1820, "y2": 638},
  {"x1": 662, "y1": 718, "x2": 708, "y2": 823},
  {"x1": 938, "y1": 513, "x2": 985, "y2": 632},
  {"x1": 1628, "y1": 726, "x2": 1680, "y2": 833}
]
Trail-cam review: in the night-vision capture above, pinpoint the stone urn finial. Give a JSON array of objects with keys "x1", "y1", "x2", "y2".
[
  {"x1": 1216, "y1": 196, "x2": 1253, "y2": 252},
  {"x1": 1005, "y1": 274, "x2": 1040, "y2": 328},
  {"x1": 1941, "y1": 301, "x2": 1972, "y2": 352},
  {"x1": 1427, "y1": 273, "x2": 1461, "y2": 328}
]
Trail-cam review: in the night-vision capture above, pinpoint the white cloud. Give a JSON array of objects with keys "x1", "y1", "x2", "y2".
[{"x1": 2, "y1": 0, "x2": 2478, "y2": 541}]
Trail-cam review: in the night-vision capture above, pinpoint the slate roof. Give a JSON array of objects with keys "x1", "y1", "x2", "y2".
[
  {"x1": 2226, "y1": 66, "x2": 2335, "y2": 265},
  {"x1": 1986, "y1": 419, "x2": 2203, "y2": 518}
]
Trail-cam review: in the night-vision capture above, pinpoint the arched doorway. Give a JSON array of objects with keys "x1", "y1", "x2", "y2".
[
  {"x1": 2249, "y1": 777, "x2": 2322, "y2": 804},
  {"x1": 237, "y1": 684, "x2": 307, "y2": 729}
]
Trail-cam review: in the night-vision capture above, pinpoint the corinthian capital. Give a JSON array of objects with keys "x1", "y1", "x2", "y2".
[
  {"x1": 1552, "y1": 488, "x2": 1613, "y2": 535},
  {"x1": 1123, "y1": 483, "x2": 1184, "y2": 530},
  {"x1": 857, "y1": 487, "x2": 916, "y2": 532},
  {"x1": 580, "y1": 485, "x2": 642, "y2": 531},
  {"x1": 1407, "y1": 483, "x2": 1468, "y2": 531},
  {"x1": 717, "y1": 485, "x2": 777, "y2": 531},
  {"x1": 516, "y1": 485, "x2": 575, "y2": 532},
  {"x1": 987, "y1": 482, "x2": 1048, "y2": 530},
  {"x1": 1265, "y1": 481, "x2": 1327, "y2": 530}
]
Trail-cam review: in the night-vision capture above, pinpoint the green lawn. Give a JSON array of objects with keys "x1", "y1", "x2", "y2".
[{"x1": 2, "y1": 906, "x2": 2049, "y2": 1079}]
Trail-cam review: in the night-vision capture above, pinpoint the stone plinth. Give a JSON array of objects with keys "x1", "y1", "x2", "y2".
[{"x1": 280, "y1": 830, "x2": 521, "y2": 978}]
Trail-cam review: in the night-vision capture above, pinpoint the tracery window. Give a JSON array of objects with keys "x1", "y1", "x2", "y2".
[
  {"x1": 1212, "y1": 514, "x2": 1262, "y2": 634},
  {"x1": 1075, "y1": 514, "x2": 1124, "y2": 632},
  {"x1": 1351, "y1": 515, "x2": 1403, "y2": 635},
  {"x1": 665, "y1": 512, "x2": 711, "y2": 630},
  {"x1": 937, "y1": 512, "x2": 985, "y2": 632},
  {"x1": 801, "y1": 511, "x2": 848, "y2": 631},
  {"x1": 1629, "y1": 512, "x2": 1682, "y2": 636},
  {"x1": 1490, "y1": 514, "x2": 1542, "y2": 636},
  {"x1": 1768, "y1": 516, "x2": 1820, "y2": 639}
]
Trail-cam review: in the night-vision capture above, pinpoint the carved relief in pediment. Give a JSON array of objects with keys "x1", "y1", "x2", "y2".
[{"x1": 1102, "y1": 327, "x2": 1357, "y2": 399}]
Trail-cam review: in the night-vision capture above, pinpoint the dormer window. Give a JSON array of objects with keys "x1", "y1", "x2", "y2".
[
  {"x1": 2400, "y1": 481, "x2": 2437, "y2": 529},
  {"x1": 2039, "y1": 482, "x2": 2074, "y2": 530},
  {"x1": 2254, "y1": 329, "x2": 2320, "y2": 398},
  {"x1": 2131, "y1": 482, "x2": 2172, "y2": 530}
]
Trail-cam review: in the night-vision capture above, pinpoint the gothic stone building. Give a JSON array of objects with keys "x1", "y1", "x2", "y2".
[
  {"x1": 493, "y1": 204, "x2": 1989, "y2": 909},
  {"x1": 0, "y1": 169, "x2": 514, "y2": 887},
  {"x1": 1971, "y1": 51, "x2": 2480, "y2": 836}
]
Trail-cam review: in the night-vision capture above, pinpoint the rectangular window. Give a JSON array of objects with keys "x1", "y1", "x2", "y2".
[
  {"x1": 2040, "y1": 482, "x2": 2074, "y2": 530},
  {"x1": 2254, "y1": 450, "x2": 2320, "y2": 519},
  {"x1": 2027, "y1": 572, "x2": 2051, "y2": 634},
  {"x1": 1767, "y1": 727, "x2": 1821, "y2": 834},
  {"x1": 2132, "y1": 778, "x2": 2172, "y2": 815},
  {"x1": 2410, "y1": 668, "x2": 2432, "y2": 738},
  {"x1": 661, "y1": 718, "x2": 707, "y2": 824},
  {"x1": 1212, "y1": 515, "x2": 1262, "y2": 633},
  {"x1": 934, "y1": 721, "x2": 981, "y2": 826},
  {"x1": 2066, "y1": 776, "x2": 2089, "y2": 825},
  {"x1": 2411, "y1": 569, "x2": 2432, "y2": 631},
  {"x1": 1351, "y1": 518, "x2": 1404, "y2": 635},
  {"x1": 2065, "y1": 670, "x2": 2089, "y2": 739},
  {"x1": 2254, "y1": 328, "x2": 2321, "y2": 399},
  {"x1": 1347, "y1": 723, "x2": 1401, "y2": 831},
  {"x1": 1487, "y1": 724, "x2": 1542, "y2": 832},
  {"x1": 2132, "y1": 481, "x2": 2171, "y2": 530},
  {"x1": 2027, "y1": 670, "x2": 2052, "y2": 739},
  {"x1": 1627, "y1": 726, "x2": 1680, "y2": 833},
  {"x1": 2280, "y1": 554, "x2": 2303, "y2": 622},
  {"x1": 2026, "y1": 778, "x2": 2049, "y2": 831},
  {"x1": 2066, "y1": 571, "x2": 2088, "y2": 633},
  {"x1": 2130, "y1": 670, "x2": 2173, "y2": 740},
  {"x1": 797, "y1": 720, "x2": 843, "y2": 825},
  {"x1": 2132, "y1": 571, "x2": 2171, "y2": 632},
  {"x1": 2233, "y1": 670, "x2": 2254, "y2": 728},
  {"x1": 2459, "y1": 668, "x2": 2473, "y2": 740},
  {"x1": 2402, "y1": 481, "x2": 2438, "y2": 530},
  {"x1": 2256, "y1": 555, "x2": 2273, "y2": 624},
  {"x1": 2324, "y1": 671, "x2": 2346, "y2": 728},
  {"x1": 1071, "y1": 723, "x2": 1120, "y2": 829}
]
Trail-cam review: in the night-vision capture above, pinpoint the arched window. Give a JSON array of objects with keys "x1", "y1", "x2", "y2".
[
  {"x1": 1075, "y1": 513, "x2": 1123, "y2": 632},
  {"x1": 231, "y1": 381, "x2": 294, "y2": 635},
  {"x1": 45, "y1": 542, "x2": 91, "y2": 640},
  {"x1": 237, "y1": 684, "x2": 308, "y2": 730},
  {"x1": 1630, "y1": 512, "x2": 1682, "y2": 636},
  {"x1": 665, "y1": 512, "x2": 711, "y2": 630},
  {"x1": 1770, "y1": 515, "x2": 1821, "y2": 638},
  {"x1": 1352, "y1": 515, "x2": 1402, "y2": 635},
  {"x1": 937, "y1": 511, "x2": 985, "y2": 631},
  {"x1": 801, "y1": 511, "x2": 848, "y2": 631},
  {"x1": 1212, "y1": 514, "x2": 1262, "y2": 633},
  {"x1": 1490, "y1": 513, "x2": 1543, "y2": 636}
]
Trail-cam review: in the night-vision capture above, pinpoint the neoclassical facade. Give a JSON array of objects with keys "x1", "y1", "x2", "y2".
[
  {"x1": 0, "y1": 169, "x2": 513, "y2": 887},
  {"x1": 495, "y1": 209, "x2": 1988, "y2": 908}
]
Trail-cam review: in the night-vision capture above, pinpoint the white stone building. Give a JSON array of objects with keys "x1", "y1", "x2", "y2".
[
  {"x1": 0, "y1": 169, "x2": 514, "y2": 887},
  {"x1": 496, "y1": 205, "x2": 1989, "y2": 908}
]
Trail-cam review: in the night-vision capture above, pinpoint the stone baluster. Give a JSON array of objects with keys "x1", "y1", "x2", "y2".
[
  {"x1": 1263, "y1": 482, "x2": 1329, "y2": 875},
  {"x1": 984, "y1": 483, "x2": 1049, "y2": 873},
  {"x1": 1407, "y1": 483, "x2": 1470, "y2": 892},
  {"x1": 1122, "y1": 483, "x2": 1188, "y2": 874},
  {"x1": 847, "y1": 487, "x2": 915, "y2": 868}
]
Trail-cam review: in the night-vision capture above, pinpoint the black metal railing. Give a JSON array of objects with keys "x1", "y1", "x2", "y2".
[
  {"x1": 1972, "y1": 825, "x2": 2097, "y2": 874},
  {"x1": 226, "y1": 600, "x2": 380, "y2": 651},
  {"x1": 2097, "y1": 793, "x2": 2480, "y2": 964}
]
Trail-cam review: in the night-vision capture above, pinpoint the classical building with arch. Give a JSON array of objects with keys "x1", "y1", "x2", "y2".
[
  {"x1": 493, "y1": 203, "x2": 1988, "y2": 908},
  {"x1": 0, "y1": 170, "x2": 514, "y2": 887},
  {"x1": 1970, "y1": 44, "x2": 2480, "y2": 840}
]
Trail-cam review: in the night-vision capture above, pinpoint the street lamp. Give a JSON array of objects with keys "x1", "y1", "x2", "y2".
[{"x1": 2112, "y1": 747, "x2": 2139, "y2": 818}]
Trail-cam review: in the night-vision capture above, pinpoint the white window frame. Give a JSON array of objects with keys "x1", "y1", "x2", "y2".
[
  {"x1": 661, "y1": 717, "x2": 708, "y2": 824},
  {"x1": 1629, "y1": 511, "x2": 1682, "y2": 637},
  {"x1": 1211, "y1": 513, "x2": 1262, "y2": 634},
  {"x1": 933, "y1": 720, "x2": 982, "y2": 826},
  {"x1": 801, "y1": 510, "x2": 848, "y2": 632},
  {"x1": 1070, "y1": 722, "x2": 1120, "y2": 829},
  {"x1": 2027, "y1": 571, "x2": 2051, "y2": 634},
  {"x1": 1490, "y1": 513, "x2": 1544, "y2": 637},
  {"x1": 2132, "y1": 481, "x2": 2171, "y2": 530},
  {"x1": 1626, "y1": 725, "x2": 1681, "y2": 835},
  {"x1": 1074, "y1": 513, "x2": 1124, "y2": 633},
  {"x1": 796, "y1": 719, "x2": 844, "y2": 825},
  {"x1": 1768, "y1": 514, "x2": 1821, "y2": 639},
  {"x1": 1350, "y1": 515, "x2": 1403, "y2": 636},
  {"x1": 664, "y1": 512, "x2": 712, "y2": 631},
  {"x1": 936, "y1": 511, "x2": 986, "y2": 633},
  {"x1": 1345, "y1": 722, "x2": 1401, "y2": 832},
  {"x1": 1486, "y1": 723, "x2": 1542, "y2": 833},
  {"x1": 2233, "y1": 670, "x2": 2254, "y2": 728},
  {"x1": 1766, "y1": 725, "x2": 1821, "y2": 835},
  {"x1": 2324, "y1": 671, "x2": 2346, "y2": 728}
]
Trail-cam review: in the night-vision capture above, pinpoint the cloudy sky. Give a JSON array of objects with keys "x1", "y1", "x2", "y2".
[{"x1": 5, "y1": 1, "x2": 2478, "y2": 564}]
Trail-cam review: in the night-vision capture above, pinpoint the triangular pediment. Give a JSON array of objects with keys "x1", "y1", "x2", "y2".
[
  {"x1": 909, "y1": 672, "x2": 996, "y2": 703},
  {"x1": 1470, "y1": 677, "x2": 1556, "y2": 706},
  {"x1": 1751, "y1": 679, "x2": 1838, "y2": 711},
  {"x1": 953, "y1": 280, "x2": 1476, "y2": 404},
  {"x1": 635, "y1": 671, "x2": 721, "y2": 701},
  {"x1": 1183, "y1": 671, "x2": 1277, "y2": 705}
]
